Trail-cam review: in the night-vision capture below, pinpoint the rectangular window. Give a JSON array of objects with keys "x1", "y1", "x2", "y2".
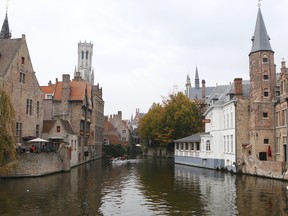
[
  {"x1": 121, "y1": 137, "x2": 126, "y2": 142},
  {"x1": 19, "y1": 72, "x2": 25, "y2": 84},
  {"x1": 283, "y1": 136, "x2": 287, "y2": 145},
  {"x1": 36, "y1": 125, "x2": 39, "y2": 137},
  {"x1": 191, "y1": 143, "x2": 194, "y2": 150},
  {"x1": 224, "y1": 136, "x2": 226, "y2": 153},
  {"x1": 264, "y1": 91, "x2": 269, "y2": 97},
  {"x1": 196, "y1": 142, "x2": 200, "y2": 151},
  {"x1": 276, "y1": 137, "x2": 280, "y2": 154},
  {"x1": 263, "y1": 112, "x2": 268, "y2": 118},
  {"x1": 37, "y1": 101, "x2": 40, "y2": 117},
  {"x1": 264, "y1": 139, "x2": 269, "y2": 144},
  {"x1": 227, "y1": 135, "x2": 230, "y2": 152},
  {"x1": 21, "y1": 57, "x2": 25, "y2": 64},
  {"x1": 276, "y1": 111, "x2": 280, "y2": 127},
  {"x1": 263, "y1": 75, "x2": 269, "y2": 80},
  {"x1": 230, "y1": 135, "x2": 233, "y2": 153},
  {"x1": 230, "y1": 112, "x2": 233, "y2": 128},
  {"x1": 176, "y1": 143, "x2": 179, "y2": 150},
  {"x1": 16, "y1": 122, "x2": 22, "y2": 136},
  {"x1": 185, "y1": 143, "x2": 188, "y2": 150},
  {"x1": 284, "y1": 109, "x2": 287, "y2": 126},
  {"x1": 57, "y1": 126, "x2": 60, "y2": 132},
  {"x1": 122, "y1": 130, "x2": 126, "y2": 133},
  {"x1": 26, "y1": 99, "x2": 32, "y2": 115}
]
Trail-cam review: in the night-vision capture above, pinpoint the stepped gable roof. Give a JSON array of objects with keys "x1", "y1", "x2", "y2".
[
  {"x1": 250, "y1": 8, "x2": 273, "y2": 54},
  {"x1": 53, "y1": 80, "x2": 92, "y2": 101},
  {"x1": 42, "y1": 119, "x2": 75, "y2": 134},
  {"x1": 174, "y1": 133, "x2": 209, "y2": 143},
  {"x1": 0, "y1": 12, "x2": 11, "y2": 39},
  {"x1": 0, "y1": 38, "x2": 21, "y2": 76}
]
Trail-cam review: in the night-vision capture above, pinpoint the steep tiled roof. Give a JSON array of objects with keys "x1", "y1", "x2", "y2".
[
  {"x1": 53, "y1": 80, "x2": 92, "y2": 101},
  {"x1": 41, "y1": 84, "x2": 55, "y2": 94},
  {"x1": 0, "y1": 38, "x2": 21, "y2": 76}
]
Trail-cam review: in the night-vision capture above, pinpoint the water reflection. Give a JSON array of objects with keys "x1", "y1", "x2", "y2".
[{"x1": 0, "y1": 158, "x2": 288, "y2": 215}]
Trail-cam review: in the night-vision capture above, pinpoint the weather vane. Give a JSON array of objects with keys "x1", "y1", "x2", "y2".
[
  {"x1": 5, "y1": 0, "x2": 10, "y2": 11},
  {"x1": 258, "y1": 0, "x2": 263, "y2": 8}
]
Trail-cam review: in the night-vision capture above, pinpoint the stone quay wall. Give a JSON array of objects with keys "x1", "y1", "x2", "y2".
[
  {"x1": 1, "y1": 144, "x2": 71, "y2": 178},
  {"x1": 237, "y1": 155, "x2": 288, "y2": 180}
]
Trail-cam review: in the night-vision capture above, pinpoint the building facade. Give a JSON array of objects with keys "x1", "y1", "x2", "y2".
[{"x1": 0, "y1": 14, "x2": 44, "y2": 144}]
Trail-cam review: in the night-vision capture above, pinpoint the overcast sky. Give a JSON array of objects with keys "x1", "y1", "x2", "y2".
[{"x1": 2, "y1": 0, "x2": 288, "y2": 119}]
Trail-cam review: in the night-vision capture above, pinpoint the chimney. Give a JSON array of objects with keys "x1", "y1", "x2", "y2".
[
  {"x1": 118, "y1": 111, "x2": 122, "y2": 120},
  {"x1": 62, "y1": 74, "x2": 70, "y2": 89},
  {"x1": 48, "y1": 80, "x2": 52, "y2": 86},
  {"x1": 201, "y1": 79, "x2": 206, "y2": 101},
  {"x1": 234, "y1": 78, "x2": 243, "y2": 98}
]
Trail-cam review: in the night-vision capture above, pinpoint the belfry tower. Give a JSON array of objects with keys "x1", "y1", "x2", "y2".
[
  {"x1": 249, "y1": 6, "x2": 276, "y2": 160},
  {"x1": 76, "y1": 41, "x2": 94, "y2": 84}
]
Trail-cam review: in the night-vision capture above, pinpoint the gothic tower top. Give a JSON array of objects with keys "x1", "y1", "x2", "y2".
[
  {"x1": 76, "y1": 41, "x2": 94, "y2": 85},
  {"x1": 250, "y1": 8, "x2": 273, "y2": 54},
  {"x1": 0, "y1": 11, "x2": 11, "y2": 39},
  {"x1": 195, "y1": 66, "x2": 199, "y2": 89}
]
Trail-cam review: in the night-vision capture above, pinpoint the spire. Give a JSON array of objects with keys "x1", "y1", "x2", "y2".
[
  {"x1": 195, "y1": 66, "x2": 199, "y2": 89},
  {"x1": 250, "y1": 7, "x2": 273, "y2": 54},
  {"x1": 0, "y1": 11, "x2": 11, "y2": 39}
]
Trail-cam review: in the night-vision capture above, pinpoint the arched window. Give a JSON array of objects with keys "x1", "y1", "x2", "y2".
[
  {"x1": 81, "y1": 51, "x2": 84, "y2": 59},
  {"x1": 86, "y1": 51, "x2": 89, "y2": 59},
  {"x1": 206, "y1": 140, "x2": 211, "y2": 151}
]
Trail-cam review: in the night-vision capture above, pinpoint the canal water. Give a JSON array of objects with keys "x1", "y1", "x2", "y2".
[{"x1": 1, "y1": 158, "x2": 288, "y2": 216}]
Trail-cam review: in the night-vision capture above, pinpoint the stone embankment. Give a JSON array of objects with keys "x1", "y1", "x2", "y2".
[
  {"x1": 237, "y1": 155, "x2": 288, "y2": 180},
  {"x1": 0, "y1": 144, "x2": 71, "y2": 178}
]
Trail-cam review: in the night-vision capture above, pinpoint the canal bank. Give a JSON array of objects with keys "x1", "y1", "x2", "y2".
[{"x1": 0, "y1": 144, "x2": 101, "y2": 178}]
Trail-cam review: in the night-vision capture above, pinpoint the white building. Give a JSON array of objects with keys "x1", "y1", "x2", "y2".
[{"x1": 175, "y1": 81, "x2": 250, "y2": 172}]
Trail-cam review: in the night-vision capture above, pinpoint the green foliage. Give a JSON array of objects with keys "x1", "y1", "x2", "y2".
[
  {"x1": 103, "y1": 144, "x2": 127, "y2": 158},
  {"x1": 139, "y1": 92, "x2": 204, "y2": 147},
  {"x1": 0, "y1": 87, "x2": 16, "y2": 165}
]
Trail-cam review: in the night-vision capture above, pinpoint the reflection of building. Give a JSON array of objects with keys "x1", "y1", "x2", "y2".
[
  {"x1": 0, "y1": 12, "x2": 43, "y2": 144},
  {"x1": 174, "y1": 164, "x2": 237, "y2": 215}
]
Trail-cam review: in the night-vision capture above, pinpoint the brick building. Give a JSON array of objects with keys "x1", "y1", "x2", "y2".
[{"x1": 0, "y1": 12, "x2": 43, "y2": 144}]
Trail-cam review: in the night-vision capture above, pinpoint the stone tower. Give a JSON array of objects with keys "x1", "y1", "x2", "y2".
[
  {"x1": 76, "y1": 41, "x2": 94, "y2": 84},
  {"x1": 185, "y1": 74, "x2": 191, "y2": 97},
  {"x1": 249, "y1": 7, "x2": 276, "y2": 160}
]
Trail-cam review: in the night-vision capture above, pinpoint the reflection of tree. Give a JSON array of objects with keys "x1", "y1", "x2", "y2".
[
  {"x1": 0, "y1": 161, "x2": 105, "y2": 215},
  {"x1": 138, "y1": 159, "x2": 205, "y2": 215}
]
